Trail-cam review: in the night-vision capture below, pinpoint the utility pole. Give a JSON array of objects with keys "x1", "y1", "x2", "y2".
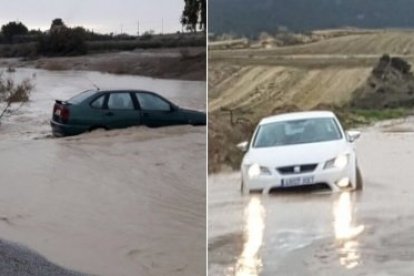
[{"x1": 161, "y1": 17, "x2": 164, "y2": 35}]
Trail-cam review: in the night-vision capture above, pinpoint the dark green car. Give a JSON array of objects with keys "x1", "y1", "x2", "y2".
[{"x1": 50, "y1": 89, "x2": 206, "y2": 136}]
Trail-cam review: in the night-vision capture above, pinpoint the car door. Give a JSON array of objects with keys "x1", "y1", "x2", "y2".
[
  {"x1": 134, "y1": 92, "x2": 184, "y2": 127},
  {"x1": 85, "y1": 93, "x2": 110, "y2": 127},
  {"x1": 104, "y1": 92, "x2": 142, "y2": 129}
]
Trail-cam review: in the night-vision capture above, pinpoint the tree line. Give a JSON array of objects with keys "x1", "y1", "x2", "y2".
[
  {"x1": 0, "y1": 19, "x2": 90, "y2": 56},
  {"x1": 0, "y1": 0, "x2": 206, "y2": 56},
  {"x1": 209, "y1": 0, "x2": 414, "y2": 37}
]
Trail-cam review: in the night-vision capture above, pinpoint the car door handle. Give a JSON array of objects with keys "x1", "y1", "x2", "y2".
[{"x1": 105, "y1": 112, "x2": 114, "y2": 116}]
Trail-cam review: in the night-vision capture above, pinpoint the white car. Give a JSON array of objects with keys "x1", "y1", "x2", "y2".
[{"x1": 238, "y1": 111, "x2": 362, "y2": 193}]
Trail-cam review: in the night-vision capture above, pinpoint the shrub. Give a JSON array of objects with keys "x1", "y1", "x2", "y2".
[{"x1": 0, "y1": 73, "x2": 33, "y2": 120}]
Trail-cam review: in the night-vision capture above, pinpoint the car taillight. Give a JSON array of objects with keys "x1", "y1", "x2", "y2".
[
  {"x1": 54, "y1": 104, "x2": 70, "y2": 123},
  {"x1": 60, "y1": 106, "x2": 70, "y2": 123}
]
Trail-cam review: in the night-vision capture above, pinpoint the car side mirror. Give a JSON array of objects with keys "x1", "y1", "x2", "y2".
[
  {"x1": 346, "y1": 130, "x2": 361, "y2": 143},
  {"x1": 237, "y1": 141, "x2": 249, "y2": 152}
]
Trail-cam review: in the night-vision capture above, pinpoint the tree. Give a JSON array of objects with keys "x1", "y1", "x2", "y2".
[
  {"x1": 37, "y1": 20, "x2": 87, "y2": 56},
  {"x1": 181, "y1": 0, "x2": 205, "y2": 32},
  {"x1": 1, "y1": 21, "x2": 29, "y2": 43},
  {"x1": 50, "y1": 18, "x2": 66, "y2": 30},
  {"x1": 199, "y1": 0, "x2": 206, "y2": 31}
]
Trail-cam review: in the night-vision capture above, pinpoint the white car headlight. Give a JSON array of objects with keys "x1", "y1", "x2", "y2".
[
  {"x1": 324, "y1": 154, "x2": 349, "y2": 170},
  {"x1": 247, "y1": 163, "x2": 271, "y2": 178}
]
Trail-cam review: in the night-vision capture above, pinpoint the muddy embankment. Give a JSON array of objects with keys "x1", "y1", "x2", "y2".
[
  {"x1": 0, "y1": 47, "x2": 206, "y2": 81},
  {"x1": 0, "y1": 68, "x2": 206, "y2": 276}
]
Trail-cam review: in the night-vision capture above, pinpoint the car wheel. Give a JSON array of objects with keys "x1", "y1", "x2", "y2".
[{"x1": 355, "y1": 166, "x2": 363, "y2": 191}]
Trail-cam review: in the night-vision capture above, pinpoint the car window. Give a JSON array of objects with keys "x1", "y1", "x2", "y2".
[
  {"x1": 90, "y1": 95, "x2": 105, "y2": 109},
  {"x1": 67, "y1": 90, "x2": 96, "y2": 104},
  {"x1": 136, "y1": 93, "x2": 171, "y2": 111},
  {"x1": 107, "y1": 93, "x2": 134, "y2": 110},
  {"x1": 253, "y1": 118, "x2": 342, "y2": 148}
]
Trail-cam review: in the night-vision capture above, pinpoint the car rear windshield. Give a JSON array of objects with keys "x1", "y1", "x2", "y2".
[
  {"x1": 67, "y1": 90, "x2": 96, "y2": 104},
  {"x1": 253, "y1": 117, "x2": 343, "y2": 148}
]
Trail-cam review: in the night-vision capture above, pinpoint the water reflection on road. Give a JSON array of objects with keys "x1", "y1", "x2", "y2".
[
  {"x1": 209, "y1": 174, "x2": 367, "y2": 276},
  {"x1": 333, "y1": 192, "x2": 365, "y2": 269},
  {"x1": 235, "y1": 197, "x2": 265, "y2": 276}
]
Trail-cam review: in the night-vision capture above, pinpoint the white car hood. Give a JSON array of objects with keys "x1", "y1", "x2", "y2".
[{"x1": 244, "y1": 140, "x2": 351, "y2": 167}]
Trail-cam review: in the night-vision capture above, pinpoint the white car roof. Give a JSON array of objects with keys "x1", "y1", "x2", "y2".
[{"x1": 259, "y1": 111, "x2": 336, "y2": 125}]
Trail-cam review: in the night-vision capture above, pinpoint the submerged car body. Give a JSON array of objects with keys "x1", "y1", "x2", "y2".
[
  {"x1": 50, "y1": 89, "x2": 206, "y2": 136},
  {"x1": 239, "y1": 111, "x2": 362, "y2": 193}
]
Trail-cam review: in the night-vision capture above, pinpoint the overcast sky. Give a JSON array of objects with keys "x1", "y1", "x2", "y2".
[{"x1": 0, "y1": 0, "x2": 185, "y2": 34}]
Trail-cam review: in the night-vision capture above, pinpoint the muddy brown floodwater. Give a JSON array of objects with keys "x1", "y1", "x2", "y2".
[
  {"x1": 209, "y1": 118, "x2": 414, "y2": 276},
  {"x1": 0, "y1": 68, "x2": 206, "y2": 276}
]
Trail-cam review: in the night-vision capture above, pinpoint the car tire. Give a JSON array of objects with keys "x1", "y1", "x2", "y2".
[{"x1": 355, "y1": 166, "x2": 363, "y2": 191}]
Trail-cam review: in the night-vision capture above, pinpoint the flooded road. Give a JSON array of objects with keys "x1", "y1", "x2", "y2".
[
  {"x1": 0, "y1": 68, "x2": 206, "y2": 276},
  {"x1": 209, "y1": 119, "x2": 414, "y2": 276}
]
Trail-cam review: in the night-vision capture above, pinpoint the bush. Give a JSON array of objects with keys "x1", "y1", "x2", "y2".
[
  {"x1": 0, "y1": 73, "x2": 33, "y2": 120},
  {"x1": 0, "y1": 42, "x2": 37, "y2": 58}
]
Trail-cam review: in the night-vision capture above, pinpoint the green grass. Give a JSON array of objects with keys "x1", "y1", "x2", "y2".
[
  {"x1": 352, "y1": 108, "x2": 408, "y2": 120},
  {"x1": 337, "y1": 107, "x2": 410, "y2": 129}
]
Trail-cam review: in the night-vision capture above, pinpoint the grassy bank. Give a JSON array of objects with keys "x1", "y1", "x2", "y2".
[
  {"x1": 338, "y1": 108, "x2": 410, "y2": 128},
  {"x1": 87, "y1": 36, "x2": 205, "y2": 53},
  {"x1": 0, "y1": 33, "x2": 205, "y2": 58}
]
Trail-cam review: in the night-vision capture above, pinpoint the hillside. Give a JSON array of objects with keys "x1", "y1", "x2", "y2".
[
  {"x1": 210, "y1": 65, "x2": 370, "y2": 112},
  {"x1": 209, "y1": 0, "x2": 414, "y2": 36}
]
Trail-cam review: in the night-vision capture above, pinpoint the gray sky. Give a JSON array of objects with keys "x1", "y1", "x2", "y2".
[{"x1": 0, "y1": 0, "x2": 185, "y2": 34}]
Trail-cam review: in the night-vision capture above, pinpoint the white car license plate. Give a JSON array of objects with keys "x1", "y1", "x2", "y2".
[{"x1": 281, "y1": 176, "x2": 315, "y2": 187}]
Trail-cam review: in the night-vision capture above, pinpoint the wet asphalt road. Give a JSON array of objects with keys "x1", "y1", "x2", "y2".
[
  {"x1": 209, "y1": 120, "x2": 414, "y2": 276},
  {"x1": 0, "y1": 239, "x2": 84, "y2": 276}
]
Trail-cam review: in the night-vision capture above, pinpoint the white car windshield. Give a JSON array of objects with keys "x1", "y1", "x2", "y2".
[{"x1": 253, "y1": 117, "x2": 343, "y2": 148}]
